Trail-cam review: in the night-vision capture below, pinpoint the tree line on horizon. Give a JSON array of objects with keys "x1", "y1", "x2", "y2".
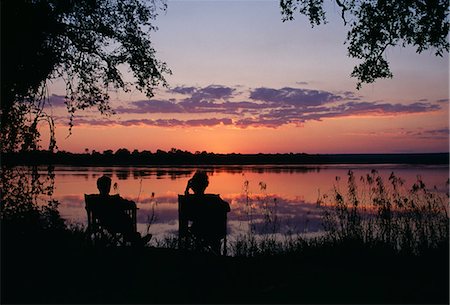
[{"x1": 3, "y1": 148, "x2": 448, "y2": 166}]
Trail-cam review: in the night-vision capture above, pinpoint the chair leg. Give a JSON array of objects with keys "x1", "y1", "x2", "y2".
[{"x1": 223, "y1": 236, "x2": 227, "y2": 256}]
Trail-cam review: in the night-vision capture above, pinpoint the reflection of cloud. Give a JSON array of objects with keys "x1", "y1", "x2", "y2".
[
  {"x1": 223, "y1": 193, "x2": 324, "y2": 234},
  {"x1": 58, "y1": 85, "x2": 442, "y2": 129},
  {"x1": 137, "y1": 207, "x2": 178, "y2": 224},
  {"x1": 56, "y1": 191, "x2": 325, "y2": 235},
  {"x1": 58, "y1": 195, "x2": 85, "y2": 207}
]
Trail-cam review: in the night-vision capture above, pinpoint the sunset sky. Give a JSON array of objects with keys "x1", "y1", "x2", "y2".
[{"x1": 43, "y1": 0, "x2": 449, "y2": 154}]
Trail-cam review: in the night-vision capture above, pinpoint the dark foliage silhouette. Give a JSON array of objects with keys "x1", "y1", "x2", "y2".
[
  {"x1": 1, "y1": 0, "x2": 169, "y2": 262},
  {"x1": 4, "y1": 149, "x2": 449, "y2": 166},
  {"x1": 1, "y1": 0, "x2": 170, "y2": 153}
]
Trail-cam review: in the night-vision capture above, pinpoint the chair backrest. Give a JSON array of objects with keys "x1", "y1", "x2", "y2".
[
  {"x1": 84, "y1": 194, "x2": 138, "y2": 240},
  {"x1": 178, "y1": 194, "x2": 229, "y2": 254}
]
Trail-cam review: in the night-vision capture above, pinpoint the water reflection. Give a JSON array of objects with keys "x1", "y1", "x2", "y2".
[{"x1": 48, "y1": 165, "x2": 448, "y2": 240}]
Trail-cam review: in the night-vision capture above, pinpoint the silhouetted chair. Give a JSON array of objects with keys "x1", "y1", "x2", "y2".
[
  {"x1": 84, "y1": 194, "x2": 138, "y2": 246},
  {"x1": 178, "y1": 194, "x2": 228, "y2": 255}
]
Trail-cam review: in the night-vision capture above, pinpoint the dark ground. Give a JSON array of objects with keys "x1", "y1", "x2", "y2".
[{"x1": 2, "y1": 240, "x2": 448, "y2": 304}]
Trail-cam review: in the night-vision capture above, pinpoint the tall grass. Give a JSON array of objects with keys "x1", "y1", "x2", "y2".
[
  {"x1": 226, "y1": 170, "x2": 449, "y2": 257},
  {"x1": 317, "y1": 170, "x2": 448, "y2": 254},
  {"x1": 224, "y1": 177, "x2": 322, "y2": 257}
]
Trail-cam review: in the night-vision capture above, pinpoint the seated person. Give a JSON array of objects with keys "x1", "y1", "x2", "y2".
[
  {"x1": 184, "y1": 171, "x2": 230, "y2": 253},
  {"x1": 92, "y1": 175, "x2": 150, "y2": 246}
]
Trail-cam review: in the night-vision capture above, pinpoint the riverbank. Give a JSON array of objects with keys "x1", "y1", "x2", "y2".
[
  {"x1": 2, "y1": 239, "x2": 448, "y2": 304},
  {"x1": 3, "y1": 150, "x2": 449, "y2": 166}
]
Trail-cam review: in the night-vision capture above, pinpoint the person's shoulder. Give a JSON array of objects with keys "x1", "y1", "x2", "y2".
[
  {"x1": 205, "y1": 194, "x2": 230, "y2": 209},
  {"x1": 85, "y1": 194, "x2": 100, "y2": 200},
  {"x1": 88, "y1": 194, "x2": 110, "y2": 202},
  {"x1": 115, "y1": 195, "x2": 136, "y2": 206},
  {"x1": 204, "y1": 194, "x2": 223, "y2": 202}
]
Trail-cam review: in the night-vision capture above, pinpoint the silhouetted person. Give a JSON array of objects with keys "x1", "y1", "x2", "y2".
[
  {"x1": 94, "y1": 175, "x2": 150, "y2": 246},
  {"x1": 184, "y1": 171, "x2": 230, "y2": 253}
]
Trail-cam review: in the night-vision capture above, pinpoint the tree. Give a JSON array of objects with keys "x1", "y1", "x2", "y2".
[
  {"x1": 1, "y1": 0, "x2": 170, "y2": 152},
  {"x1": 280, "y1": 0, "x2": 449, "y2": 89},
  {"x1": 103, "y1": 149, "x2": 114, "y2": 156}
]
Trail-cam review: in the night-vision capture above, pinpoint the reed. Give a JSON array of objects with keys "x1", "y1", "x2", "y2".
[
  {"x1": 224, "y1": 170, "x2": 449, "y2": 257},
  {"x1": 317, "y1": 170, "x2": 449, "y2": 255}
]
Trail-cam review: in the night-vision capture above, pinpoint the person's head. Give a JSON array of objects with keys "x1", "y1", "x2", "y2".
[
  {"x1": 97, "y1": 175, "x2": 112, "y2": 196},
  {"x1": 189, "y1": 171, "x2": 209, "y2": 194}
]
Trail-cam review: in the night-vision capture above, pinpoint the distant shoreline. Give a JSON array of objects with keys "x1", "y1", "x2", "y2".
[{"x1": 3, "y1": 150, "x2": 449, "y2": 166}]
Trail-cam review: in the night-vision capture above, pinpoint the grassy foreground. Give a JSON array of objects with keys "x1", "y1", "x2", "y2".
[
  {"x1": 2, "y1": 236, "x2": 448, "y2": 304},
  {"x1": 2, "y1": 169, "x2": 448, "y2": 303}
]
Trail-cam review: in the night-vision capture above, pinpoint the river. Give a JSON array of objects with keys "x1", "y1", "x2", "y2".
[{"x1": 40, "y1": 164, "x2": 448, "y2": 241}]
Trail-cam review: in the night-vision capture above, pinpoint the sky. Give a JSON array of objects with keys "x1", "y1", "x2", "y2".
[{"x1": 43, "y1": 0, "x2": 449, "y2": 154}]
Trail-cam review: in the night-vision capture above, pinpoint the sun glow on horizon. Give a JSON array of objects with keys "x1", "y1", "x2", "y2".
[
  {"x1": 42, "y1": 112, "x2": 449, "y2": 154},
  {"x1": 38, "y1": 1, "x2": 448, "y2": 155}
]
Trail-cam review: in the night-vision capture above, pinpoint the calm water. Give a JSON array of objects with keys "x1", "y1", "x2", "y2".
[{"x1": 45, "y1": 164, "x2": 448, "y2": 240}]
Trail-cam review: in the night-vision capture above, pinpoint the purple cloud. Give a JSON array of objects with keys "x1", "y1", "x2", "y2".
[
  {"x1": 424, "y1": 128, "x2": 449, "y2": 135},
  {"x1": 170, "y1": 85, "x2": 235, "y2": 101},
  {"x1": 337, "y1": 101, "x2": 441, "y2": 115},
  {"x1": 189, "y1": 85, "x2": 235, "y2": 101},
  {"x1": 170, "y1": 86, "x2": 197, "y2": 95},
  {"x1": 234, "y1": 117, "x2": 302, "y2": 128},
  {"x1": 183, "y1": 118, "x2": 233, "y2": 127},
  {"x1": 256, "y1": 101, "x2": 441, "y2": 124},
  {"x1": 250, "y1": 87, "x2": 341, "y2": 107},
  {"x1": 179, "y1": 100, "x2": 272, "y2": 115},
  {"x1": 341, "y1": 91, "x2": 361, "y2": 101},
  {"x1": 116, "y1": 100, "x2": 184, "y2": 114},
  {"x1": 47, "y1": 94, "x2": 67, "y2": 108},
  {"x1": 411, "y1": 128, "x2": 450, "y2": 140},
  {"x1": 64, "y1": 85, "x2": 442, "y2": 129},
  {"x1": 74, "y1": 118, "x2": 233, "y2": 128},
  {"x1": 73, "y1": 118, "x2": 116, "y2": 126}
]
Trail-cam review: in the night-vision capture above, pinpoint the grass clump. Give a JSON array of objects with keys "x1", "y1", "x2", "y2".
[
  {"x1": 317, "y1": 170, "x2": 449, "y2": 255},
  {"x1": 225, "y1": 170, "x2": 448, "y2": 258}
]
